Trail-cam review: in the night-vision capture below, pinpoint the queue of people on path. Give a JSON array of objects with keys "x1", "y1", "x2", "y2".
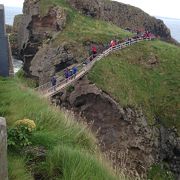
[
  {"x1": 51, "y1": 30, "x2": 155, "y2": 91},
  {"x1": 50, "y1": 66, "x2": 78, "y2": 91}
]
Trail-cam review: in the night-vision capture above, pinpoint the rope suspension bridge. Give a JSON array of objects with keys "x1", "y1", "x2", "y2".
[{"x1": 36, "y1": 37, "x2": 154, "y2": 97}]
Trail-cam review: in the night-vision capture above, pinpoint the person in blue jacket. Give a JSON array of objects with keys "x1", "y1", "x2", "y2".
[{"x1": 72, "y1": 66, "x2": 78, "y2": 78}]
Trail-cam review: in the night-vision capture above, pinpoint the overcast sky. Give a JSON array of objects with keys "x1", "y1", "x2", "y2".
[{"x1": 0, "y1": 0, "x2": 180, "y2": 19}]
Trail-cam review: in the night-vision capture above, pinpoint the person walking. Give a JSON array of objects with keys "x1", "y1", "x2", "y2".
[
  {"x1": 64, "y1": 68, "x2": 69, "y2": 82},
  {"x1": 92, "y1": 46, "x2": 97, "y2": 58},
  {"x1": 110, "y1": 40, "x2": 116, "y2": 48},
  {"x1": 51, "y1": 75, "x2": 57, "y2": 91},
  {"x1": 72, "y1": 66, "x2": 77, "y2": 78}
]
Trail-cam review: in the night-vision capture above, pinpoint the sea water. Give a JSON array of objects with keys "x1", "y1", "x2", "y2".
[{"x1": 5, "y1": 7, "x2": 23, "y2": 72}]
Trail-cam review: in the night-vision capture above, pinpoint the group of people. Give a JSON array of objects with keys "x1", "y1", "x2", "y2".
[
  {"x1": 50, "y1": 30, "x2": 155, "y2": 91},
  {"x1": 50, "y1": 66, "x2": 78, "y2": 91},
  {"x1": 64, "y1": 66, "x2": 78, "y2": 81}
]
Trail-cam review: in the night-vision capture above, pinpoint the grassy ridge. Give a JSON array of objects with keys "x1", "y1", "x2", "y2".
[
  {"x1": 89, "y1": 40, "x2": 180, "y2": 132},
  {"x1": 0, "y1": 77, "x2": 122, "y2": 179},
  {"x1": 40, "y1": 0, "x2": 131, "y2": 46}
]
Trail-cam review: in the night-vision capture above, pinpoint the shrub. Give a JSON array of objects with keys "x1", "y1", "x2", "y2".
[
  {"x1": 8, "y1": 119, "x2": 36, "y2": 150},
  {"x1": 67, "y1": 85, "x2": 75, "y2": 93},
  {"x1": 147, "y1": 164, "x2": 174, "y2": 180}
]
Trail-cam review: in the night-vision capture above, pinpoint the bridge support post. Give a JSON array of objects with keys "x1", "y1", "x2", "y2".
[{"x1": 0, "y1": 117, "x2": 8, "y2": 180}]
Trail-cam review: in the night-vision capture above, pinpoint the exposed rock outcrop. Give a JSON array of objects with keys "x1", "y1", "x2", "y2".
[
  {"x1": 16, "y1": 0, "x2": 67, "y2": 78},
  {"x1": 13, "y1": 14, "x2": 23, "y2": 33},
  {"x1": 52, "y1": 77, "x2": 180, "y2": 178},
  {"x1": 30, "y1": 43, "x2": 88, "y2": 84},
  {"x1": 30, "y1": 41, "x2": 106, "y2": 84},
  {"x1": 67, "y1": 0, "x2": 172, "y2": 41}
]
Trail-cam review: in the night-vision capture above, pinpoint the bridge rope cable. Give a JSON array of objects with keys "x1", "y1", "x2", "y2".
[{"x1": 36, "y1": 37, "x2": 153, "y2": 97}]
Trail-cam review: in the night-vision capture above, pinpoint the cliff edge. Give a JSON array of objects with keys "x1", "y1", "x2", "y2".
[{"x1": 67, "y1": 0, "x2": 173, "y2": 41}]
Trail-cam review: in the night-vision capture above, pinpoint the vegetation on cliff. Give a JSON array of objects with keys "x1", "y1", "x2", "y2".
[
  {"x1": 40, "y1": 0, "x2": 131, "y2": 46},
  {"x1": 0, "y1": 77, "x2": 123, "y2": 179},
  {"x1": 89, "y1": 40, "x2": 180, "y2": 133}
]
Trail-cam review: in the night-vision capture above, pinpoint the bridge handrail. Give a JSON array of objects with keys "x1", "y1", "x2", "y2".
[
  {"x1": 36, "y1": 62, "x2": 84, "y2": 92},
  {"x1": 37, "y1": 37, "x2": 154, "y2": 96}
]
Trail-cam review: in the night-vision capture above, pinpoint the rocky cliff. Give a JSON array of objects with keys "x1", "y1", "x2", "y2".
[
  {"x1": 52, "y1": 77, "x2": 180, "y2": 179},
  {"x1": 16, "y1": 0, "x2": 67, "y2": 80},
  {"x1": 67, "y1": 0, "x2": 172, "y2": 41}
]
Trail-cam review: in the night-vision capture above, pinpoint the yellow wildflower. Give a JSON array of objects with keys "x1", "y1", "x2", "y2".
[{"x1": 15, "y1": 119, "x2": 36, "y2": 130}]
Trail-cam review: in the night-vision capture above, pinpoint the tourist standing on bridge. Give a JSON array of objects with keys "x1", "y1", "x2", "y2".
[
  {"x1": 110, "y1": 40, "x2": 116, "y2": 48},
  {"x1": 92, "y1": 46, "x2": 97, "y2": 58},
  {"x1": 51, "y1": 75, "x2": 57, "y2": 91},
  {"x1": 72, "y1": 66, "x2": 78, "y2": 78},
  {"x1": 64, "y1": 68, "x2": 69, "y2": 82}
]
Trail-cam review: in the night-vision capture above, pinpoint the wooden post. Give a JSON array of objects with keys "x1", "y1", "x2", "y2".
[{"x1": 0, "y1": 117, "x2": 8, "y2": 180}]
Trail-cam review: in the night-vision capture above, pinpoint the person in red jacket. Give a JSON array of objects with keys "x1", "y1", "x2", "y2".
[
  {"x1": 92, "y1": 46, "x2": 97, "y2": 58},
  {"x1": 110, "y1": 40, "x2": 116, "y2": 47}
]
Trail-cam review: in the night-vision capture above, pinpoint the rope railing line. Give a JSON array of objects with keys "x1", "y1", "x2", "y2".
[{"x1": 37, "y1": 37, "x2": 154, "y2": 97}]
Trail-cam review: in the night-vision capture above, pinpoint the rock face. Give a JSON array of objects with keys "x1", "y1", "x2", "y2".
[
  {"x1": 30, "y1": 43, "x2": 88, "y2": 84},
  {"x1": 30, "y1": 41, "x2": 106, "y2": 84},
  {"x1": 53, "y1": 77, "x2": 180, "y2": 178},
  {"x1": 17, "y1": 0, "x2": 67, "y2": 78},
  {"x1": 13, "y1": 14, "x2": 23, "y2": 33},
  {"x1": 67, "y1": 0, "x2": 172, "y2": 41}
]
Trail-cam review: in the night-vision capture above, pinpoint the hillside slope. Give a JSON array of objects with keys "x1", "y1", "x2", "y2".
[
  {"x1": 89, "y1": 40, "x2": 180, "y2": 132},
  {"x1": 54, "y1": 40, "x2": 179, "y2": 179},
  {"x1": 0, "y1": 77, "x2": 123, "y2": 180}
]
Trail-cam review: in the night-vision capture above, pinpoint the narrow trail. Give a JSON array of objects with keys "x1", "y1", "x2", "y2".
[{"x1": 36, "y1": 37, "x2": 153, "y2": 97}]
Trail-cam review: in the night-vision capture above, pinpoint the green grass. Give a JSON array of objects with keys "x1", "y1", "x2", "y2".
[
  {"x1": 40, "y1": 0, "x2": 131, "y2": 45},
  {"x1": 8, "y1": 155, "x2": 33, "y2": 180},
  {"x1": 148, "y1": 164, "x2": 174, "y2": 180},
  {"x1": 89, "y1": 40, "x2": 180, "y2": 132},
  {"x1": 53, "y1": 13, "x2": 131, "y2": 45},
  {"x1": 41, "y1": 145, "x2": 118, "y2": 180},
  {"x1": 0, "y1": 77, "x2": 124, "y2": 179}
]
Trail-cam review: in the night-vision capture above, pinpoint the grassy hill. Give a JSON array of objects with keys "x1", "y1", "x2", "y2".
[
  {"x1": 40, "y1": 0, "x2": 131, "y2": 46},
  {"x1": 89, "y1": 40, "x2": 180, "y2": 133},
  {"x1": 0, "y1": 77, "x2": 124, "y2": 180}
]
